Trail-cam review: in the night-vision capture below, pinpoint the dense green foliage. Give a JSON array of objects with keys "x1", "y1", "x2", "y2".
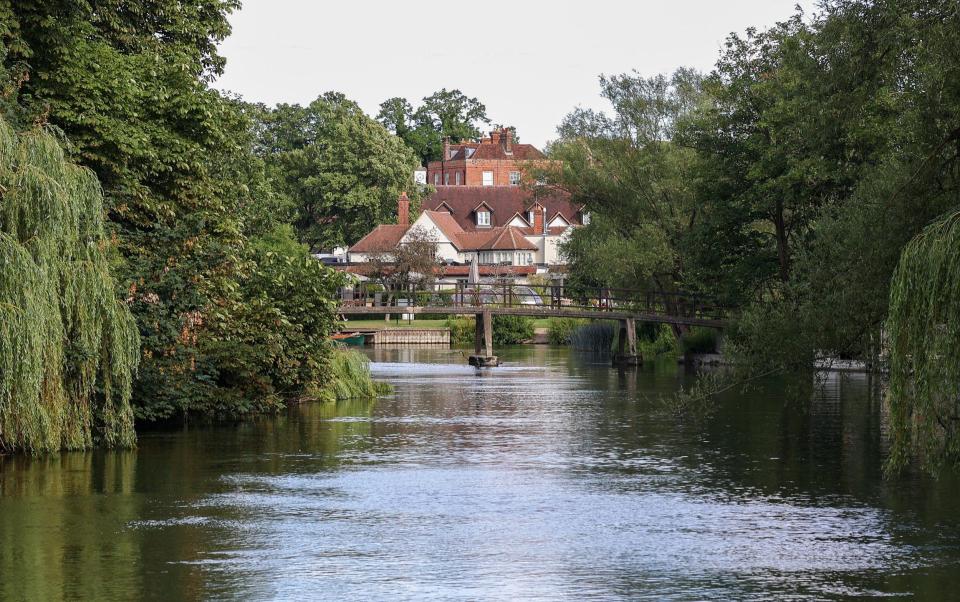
[
  {"x1": 378, "y1": 89, "x2": 491, "y2": 163},
  {"x1": 252, "y1": 93, "x2": 422, "y2": 250},
  {"x1": 492, "y1": 315, "x2": 535, "y2": 345},
  {"x1": 680, "y1": 328, "x2": 719, "y2": 355},
  {"x1": 886, "y1": 210, "x2": 960, "y2": 474},
  {"x1": 0, "y1": 118, "x2": 139, "y2": 452},
  {"x1": 444, "y1": 317, "x2": 475, "y2": 346},
  {"x1": 547, "y1": 69, "x2": 704, "y2": 338},
  {"x1": 0, "y1": 1, "x2": 373, "y2": 430},
  {"x1": 444, "y1": 315, "x2": 535, "y2": 346},
  {"x1": 547, "y1": 318, "x2": 589, "y2": 345},
  {"x1": 554, "y1": 0, "x2": 960, "y2": 472}
]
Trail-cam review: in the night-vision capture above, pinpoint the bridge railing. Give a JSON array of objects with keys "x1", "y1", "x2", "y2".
[{"x1": 339, "y1": 282, "x2": 728, "y2": 320}]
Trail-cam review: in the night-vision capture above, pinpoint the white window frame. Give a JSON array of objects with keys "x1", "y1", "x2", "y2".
[
  {"x1": 455, "y1": 171, "x2": 461, "y2": 185},
  {"x1": 509, "y1": 171, "x2": 521, "y2": 186},
  {"x1": 482, "y1": 171, "x2": 494, "y2": 186},
  {"x1": 444, "y1": 172, "x2": 450, "y2": 185},
  {"x1": 434, "y1": 173, "x2": 440, "y2": 185},
  {"x1": 477, "y1": 211, "x2": 491, "y2": 227}
]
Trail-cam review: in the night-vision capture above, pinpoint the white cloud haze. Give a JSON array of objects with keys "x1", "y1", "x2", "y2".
[{"x1": 215, "y1": 0, "x2": 818, "y2": 149}]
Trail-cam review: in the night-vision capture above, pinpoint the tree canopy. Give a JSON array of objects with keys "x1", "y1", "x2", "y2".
[
  {"x1": 253, "y1": 93, "x2": 422, "y2": 250},
  {"x1": 377, "y1": 88, "x2": 491, "y2": 163},
  {"x1": 0, "y1": 117, "x2": 139, "y2": 452}
]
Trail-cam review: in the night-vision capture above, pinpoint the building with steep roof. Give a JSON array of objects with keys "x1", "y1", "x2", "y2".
[
  {"x1": 346, "y1": 129, "x2": 585, "y2": 281},
  {"x1": 426, "y1": 127, "x2": 556, "y2": 187}
]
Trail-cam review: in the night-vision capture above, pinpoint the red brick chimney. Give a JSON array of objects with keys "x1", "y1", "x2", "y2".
[
  {"x1": 532, "y1": 203, "x2": 544, "y2": 233},
  {"x1": 442, "y1": 137, "x2": 451, "y2": 160},
  {"x1": 398, "y1": 191, "x2": 410, "y2": 226},
  {"x1": 503, "y1": 128, "x2": 513, "y2": 154},
  {"x1": 490, "y1": 129, "x2": 502, "y2": 145}
]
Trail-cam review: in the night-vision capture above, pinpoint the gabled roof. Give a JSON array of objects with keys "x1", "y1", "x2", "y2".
[
  {"x1": 349, "y1": 224, "x2": 409, "y2": 253},
  {"x1": 425, "y1": 186, "x2": 584, "y2": 231},
  {"x1": 484, "y1": 226, "x2": 538, "y2": 251},
  {"x1": 421, "y1": 210, "x2": 465, "y2": 246}
]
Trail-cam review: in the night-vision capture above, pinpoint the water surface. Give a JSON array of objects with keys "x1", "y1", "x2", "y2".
[{"x1": 2, "y1": 346, "x2": 960, "y2": 600}]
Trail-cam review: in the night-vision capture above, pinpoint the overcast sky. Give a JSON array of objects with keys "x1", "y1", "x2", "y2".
[{"x1": 214, "y1": 0, "x2": 818, "y2": 149}]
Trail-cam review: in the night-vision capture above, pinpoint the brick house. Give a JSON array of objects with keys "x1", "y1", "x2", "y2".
[
  {"x1": 346, "y1": 128, "x2": 586, "y2": 281},
  {"x1": 426, "y1": 127, "x2": 556, "y2": 187}
]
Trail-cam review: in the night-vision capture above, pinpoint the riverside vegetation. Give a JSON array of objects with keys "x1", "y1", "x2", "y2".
[
  {"x1": 0, "y1": 2, "x2": 399, "y2": 453},
  {"x1": 542, "y1": 0, "x2": 960, "y2": 474}
]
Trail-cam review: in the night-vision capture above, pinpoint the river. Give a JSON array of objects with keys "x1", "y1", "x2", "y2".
[{"x1": 2, "y1": 346, "x2": 960, "y2": 600}]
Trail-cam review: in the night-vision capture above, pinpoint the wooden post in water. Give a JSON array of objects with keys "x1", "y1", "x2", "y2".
[
  {"x1": 613, "y1": 318, "x2": 641, "y2": 367},
  {"x1": 469, "y1": 310, "x2": 499, "y2": 367}
]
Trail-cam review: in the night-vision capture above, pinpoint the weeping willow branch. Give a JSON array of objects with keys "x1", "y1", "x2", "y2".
[
  {"x1": 886, "y1": 209, "x2": 960, "y2": 475},
  {"x1": 0, "y1": 118, "x2": 139, "y2": 453}
]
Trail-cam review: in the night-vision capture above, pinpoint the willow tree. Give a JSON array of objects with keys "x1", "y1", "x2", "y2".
[
  {"x1": 0, "y1": 119, "x2": 139, "y2": 452},
  {"x1": 886, "y1": 210, "x2": 960, "y2": 474}
]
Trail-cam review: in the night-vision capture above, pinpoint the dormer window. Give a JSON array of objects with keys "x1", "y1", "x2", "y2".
[
  {"x1": 527, "y1": 210, "x2": 535, "y2": 224},
  {"x1": 477, "y1": 211, "x2": 491, "y2": 227}
]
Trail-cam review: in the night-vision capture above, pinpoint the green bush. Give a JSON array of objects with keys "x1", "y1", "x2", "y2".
[
  {"x1": 445, "y1": 316, "x2": 475, "y2": 345},
  {"x1": 638, "y1": 323, "x2": 681, "y2": 359},
  {"x1": 681, "y1": 327, "x2": 720, "y2": 354},
  {"x1": 493, "y1": 315, "x2": 535, "y2": 344},
  {"x1": 548, "y1": 318, "x2": 589, "y2": 345},
  {"x1": 444, "y1": 315, "x2": 535, "y2": 345}
]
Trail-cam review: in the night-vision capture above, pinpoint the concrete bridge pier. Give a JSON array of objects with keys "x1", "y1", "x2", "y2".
[
  {"x1": 469, "y1": 310, "x2": 499, "y2": 367},
  {"x1": 613, "y1": 318, "x2": 641, "y2": 366}
]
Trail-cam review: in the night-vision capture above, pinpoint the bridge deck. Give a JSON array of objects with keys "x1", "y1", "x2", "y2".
[{"x1": 338, "y1": 305, "x2": 727, "y2": 329}]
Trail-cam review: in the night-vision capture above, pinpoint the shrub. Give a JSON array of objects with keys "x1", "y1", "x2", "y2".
[
  {"x1": 445, "y1": 316, "x2": 475, "y2": 345},
  {"x1": 492, "y1": 315, "x2": 535, "y2": 344},
  {"x1": 548, "y1": 317, "x2": 589, "y2": 345},
  {"x1": 681, "y1": 327, "x2": 720, "y2": 354},
  {"x1": 445, "y1": 315, "x2": 535, "y2": 345},
  {"x1": 638, "y1": 323, "x2": 681, "y2": 359}
]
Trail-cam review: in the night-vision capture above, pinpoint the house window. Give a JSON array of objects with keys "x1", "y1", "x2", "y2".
[
  {"x1": 527, "y1": 210, "x2": 535, "y2": 224},
  {"x1": 455, "y1": 171, "x2": 461, "y2": 185},
  {"x1": 509, "y1": 171, "x2": 521, "y2": 186},
  {"x1": 526, "y1": 252, "x2": 534, "y2": 265},
  {"x1": 482, "y1": 171, "x2": 494, "y2": 186},
  {"x1": 477, "y1": 211, "x2": 491, "y2": 227},
  {"x1": 582, "y1": 212, "x2": 591, "y2": 225},
  {"x1": 434, "y1": 173, "x2": 440, "y2": 185},
  {"x1": 444, "y1": 172, "x2": 450, "y2": 185}
]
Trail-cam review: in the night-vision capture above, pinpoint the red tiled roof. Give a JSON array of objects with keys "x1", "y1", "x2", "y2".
[
  {"x1": 484, "y1": 226, "x2": 538, "y2": 250},
  {"x1": 421, "y1": 210, "x2": 464, "y2": 245},
  {"x1": 426, "y1": 186, "x2": 584, "y2": 232},
  {"x1": 453, "y1": 227, "x2": 537, "y2": 251},
  {"x1": 348, "y1": 224, "x2": 409, "y2": 253}
]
